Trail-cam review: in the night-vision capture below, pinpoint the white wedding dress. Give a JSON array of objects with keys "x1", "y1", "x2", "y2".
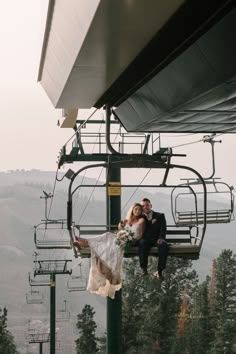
[{"x1": 86, "y1": 224, "x2": 142, "y2": 299}]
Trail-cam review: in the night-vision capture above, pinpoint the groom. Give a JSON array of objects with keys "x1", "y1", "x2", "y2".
[{"x1": 139, "y1": 198, "x2": 168, "y2": 279}]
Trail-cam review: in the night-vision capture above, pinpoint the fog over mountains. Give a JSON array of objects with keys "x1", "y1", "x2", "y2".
[{"x1": 0, "y1": 170, "x2": 235, "y2": 353}]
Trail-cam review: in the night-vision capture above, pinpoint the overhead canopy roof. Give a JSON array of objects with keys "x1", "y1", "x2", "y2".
[{"x1": 38, "y1": 0, "x2": 236, "y2": 133}]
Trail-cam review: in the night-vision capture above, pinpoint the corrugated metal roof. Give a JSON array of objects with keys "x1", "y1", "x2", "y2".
[
  {"x1": 38, "y1": 0, "x2": 236, "y2": 133},
  {"x1": 114, "y1": 5, "x2": 236, "y2": 133}
]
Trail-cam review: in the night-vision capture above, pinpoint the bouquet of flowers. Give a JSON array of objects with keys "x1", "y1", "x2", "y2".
[{"x1": 115, "y1": 224, "x2": 137, "y2": 248}]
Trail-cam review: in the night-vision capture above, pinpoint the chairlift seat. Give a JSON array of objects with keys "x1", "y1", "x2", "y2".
[
  {"x1": 29, "y1": 277, "x2": 51, "y2": 287},
  {"x1": 75, "y1": 226, "x2": 200, "y2": 260},
  {"x1": 77, "y1": 244, "x2": 200, "y2": 260},
  {"x1": 176, "y1": 209, "x2": 232, "y2": 225},
  {"x1": 35, "y1": 239, "x2": 72, "y2": 249}
]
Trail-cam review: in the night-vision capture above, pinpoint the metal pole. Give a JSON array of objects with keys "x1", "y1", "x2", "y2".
[
  {"x1": 50, "y1": 273, "x2": 56, "y2": 354},
  {"x1": 107, "y1": 167, "x2": 122, "y2": 354},
  {"x1": 39, "y1": 342, "x2": 43, "y2": 354}
]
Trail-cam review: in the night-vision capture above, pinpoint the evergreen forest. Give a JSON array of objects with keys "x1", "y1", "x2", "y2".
[{"x1": 75, "y1": 249, "x2": 236, "y2": 354}]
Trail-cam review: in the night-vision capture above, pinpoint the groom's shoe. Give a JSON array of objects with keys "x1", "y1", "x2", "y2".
[
  {"x1": 141, "y1": 267, "x2": 148, "y2": 276},
  {"x1": 158, "y1": 270, "x2": 164, "y2": 281}
]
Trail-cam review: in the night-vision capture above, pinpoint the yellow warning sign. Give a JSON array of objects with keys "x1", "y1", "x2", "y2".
[{"x1": 108, "y1": 182, "x2": 121, "y2": 196}]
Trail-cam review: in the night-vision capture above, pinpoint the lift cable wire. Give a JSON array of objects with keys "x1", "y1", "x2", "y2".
[
  {"x1": 43, "y1": 109, "x2": 102, "y2": 228},
  {"x1": 39, "y1": 164, "x2": 65, "y2": 261},
  {"x1": 121, "y1": 169, "x2": 152, "y2": 212},
  {"x1": 77, "y1": 166, "x2": 105, "y2": 223},
  {"x1": 35, "y1": 110, "x2": 103, "y2": 261},
  {"x1": 75, "y1": 110, "x2": 105, "y2": 188},
  {"x1": 169, "y1": 138, "x2": 203, "y2": 149},
  {"x1": 47, "y1": 165, "x2": 60, "y2": 220},
  {"x1": 38, "y1": 165, "x2": 60, "y2": 263},
  {"x1": 63, "y1": 108, "x2": 99, "y2": 148},
  {"x1": 121, "y1": 133, "x2": 225, "y2": 213},
  {"x1": 33, "y1": 110, "x2": 101, "y2": 266},
  {"x1": 168, "y1": 133, "x2": 224, "y2": 149},
  {"x1": 161, "y1": 132, "x2": 199, "y2": 138}
]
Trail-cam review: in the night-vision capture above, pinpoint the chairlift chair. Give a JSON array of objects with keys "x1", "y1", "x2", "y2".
[
  {"x1": 67, "y1": 263, "x2": 87, "y2": 291},
  {"x1": 171, "y1": 134, "x2": 235, "y2": 226},
  {"x1": 34, "y1": 220, "x2": 73, "y2": 249},
  {"x1": 26, "y1": 288, "x2": 44, "y2": 305},
  {"x1": 28, "y1": 272, "x2": 51, "y2": 287},
  {"x1": 67, "y1": 156, "x2": 208, "y2": 260},
  {"x1": 56, "y1": 300, "x2": 70, "y2": 322},
  {"x1": 172, "y1": 179, "x2": 235, "y2": 226}
]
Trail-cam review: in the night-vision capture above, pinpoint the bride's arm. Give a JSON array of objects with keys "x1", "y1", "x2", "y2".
[
  {"x1": 118, "y1": 219, "x2": 128, "y2": 230},
  {"x1": 137, "y1": 218, "x2": 146, "y2": 240}
]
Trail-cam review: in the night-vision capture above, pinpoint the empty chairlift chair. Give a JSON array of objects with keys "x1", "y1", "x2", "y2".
[
  {"x1": 172, "y1": 179, "x2": 235, "y2": 226},
  {"x1": 67, "y1": 262, "x2": 87, "y2": 292},
  {"x1": 34, "y1": 220, "x2": 73, "y2": 249},
  {"x1": 56, "y1": 300, "x2": 70, "y2": 322},
  {"x1": 26, "y1": 287, "x2": 43, "y2": 304}
]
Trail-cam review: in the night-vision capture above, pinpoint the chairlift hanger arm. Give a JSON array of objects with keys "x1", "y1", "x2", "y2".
[
  {"x1": 106, "y1": 105, "x2": 120, "y2": 154},
  {"x1": 40, "y1": 192, "x2": 52, "y2": 220},
  {"x1": 161, "y1": 148, "x2": 173, "y2": 186},
  {"x1": 203, "y1": 134, "x2": 222, "y2": 179}
]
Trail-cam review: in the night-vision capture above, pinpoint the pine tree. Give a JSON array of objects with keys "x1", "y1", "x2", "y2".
[
  {"x1": 177, "y1": 288, "x2": 189, "y2": 338},
  {"x1": 75, "y1": 304, "x2": 98, "y2": 354},
  {"x1": 122, "y1": 258, "x2": 153, "y2": 353},
  {"x1": 208, "y1": 260, "x2": 217, "y2": 315},
  {"x1": 185, "y1": 280, "x2": 211, "y2": 354},
  {"x1": 122, "y1": 256, "x2": 198, "y2": 354},
  {"x1": 209, "y1": 249, "x2": 236, "y2": 354},
  {"x1": 97, "y1": 334, "x2": 106, "y2": 354},
  {"x1": 0, "y1": 307, "x2": 19, "y2": 354}
]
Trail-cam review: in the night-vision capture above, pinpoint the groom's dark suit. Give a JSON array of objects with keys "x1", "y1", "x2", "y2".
[{"x1": 138, "y1": 211, "x2": 168, "y2": 276}]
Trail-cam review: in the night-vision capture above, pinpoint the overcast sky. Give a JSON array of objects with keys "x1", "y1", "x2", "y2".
[
  {"x1": 0, "y1": 0, "x2": 73, "y2": 172},
  {"x1": 1, "y1": 0, "x2": 236, "y2": 192}
]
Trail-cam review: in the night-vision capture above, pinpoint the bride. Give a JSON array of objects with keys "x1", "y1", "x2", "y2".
[{"x1": 73, "y1": 203, "x2": 145, "y2": 299}]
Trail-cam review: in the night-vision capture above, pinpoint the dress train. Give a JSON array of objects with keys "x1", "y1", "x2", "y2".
[{"x1": 86, "y1": 232, "x2": 123, "y2": 299}]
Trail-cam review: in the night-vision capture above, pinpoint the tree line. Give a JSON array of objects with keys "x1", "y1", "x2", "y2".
[
  {"x1": 0, "y1": 307, "x2": 19, "y2": 354},
  {"x1": 75, "y1": 249, "x2": 236, "y2": 354}
]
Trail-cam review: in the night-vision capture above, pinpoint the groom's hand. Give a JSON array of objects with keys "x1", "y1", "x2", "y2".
[{"x1": 157, "y1": 238, "x2": 167, "y2": 245}]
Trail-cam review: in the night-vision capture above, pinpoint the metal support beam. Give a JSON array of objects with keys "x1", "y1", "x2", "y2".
[
  {"x1": 107, "y1": 167, "x2": 122, "y2": 354},
  {"x1": 50, "y1": 273, "x2": 56, "y2": 354},
  {"x1": 33, "y1": 260, "x2": 72, "y2": 354}
]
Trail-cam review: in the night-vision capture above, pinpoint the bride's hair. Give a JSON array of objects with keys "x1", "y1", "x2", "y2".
[{"x1": 125, "y1": 203, "x2": 143, "y2": 223}]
